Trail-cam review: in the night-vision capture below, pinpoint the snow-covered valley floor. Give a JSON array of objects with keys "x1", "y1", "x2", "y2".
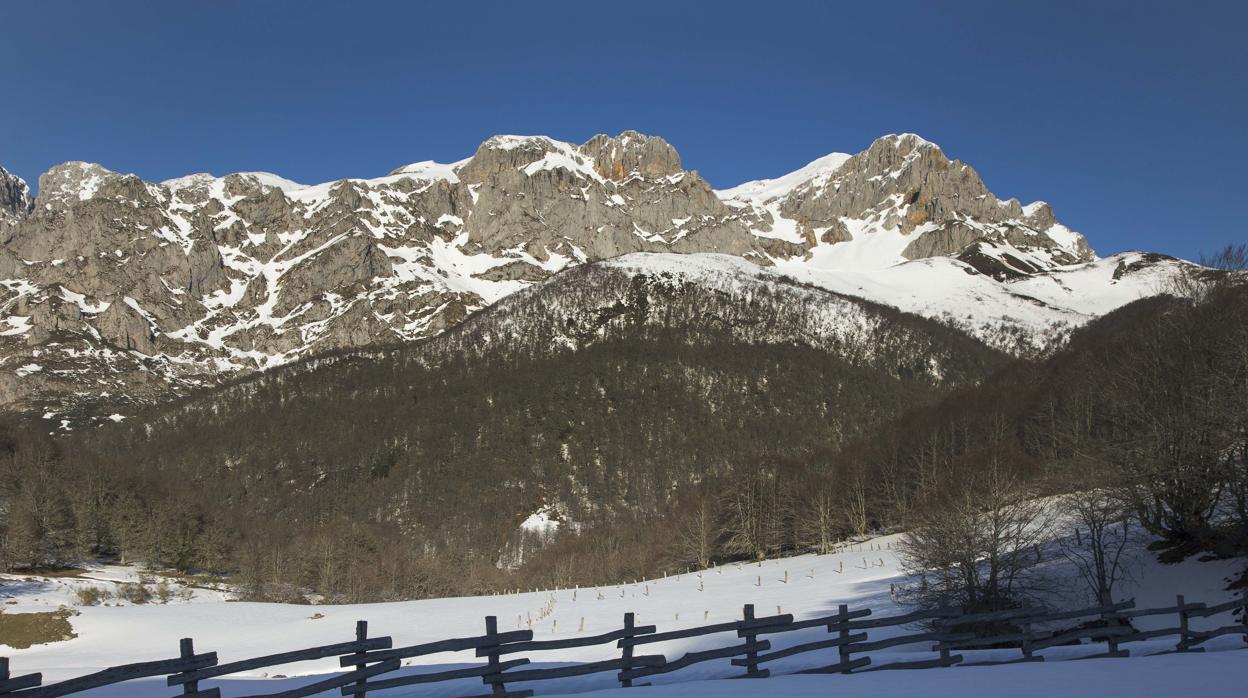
[{"x1": 2, "y1": 533, "x2": 1245, "y2": 696}]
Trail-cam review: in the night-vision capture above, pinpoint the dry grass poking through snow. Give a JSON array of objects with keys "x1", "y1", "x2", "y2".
[{"x1": 0, "y1": 609, "x2": 78, "y2": 649}]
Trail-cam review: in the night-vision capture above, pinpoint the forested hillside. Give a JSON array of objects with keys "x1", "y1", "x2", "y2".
[
  {"x1": 0, "y1": 255, "x2": 1243, "y2": 604},
  {"x1": 0, "y1": 261, "x2": 1005, "y2": 600}
]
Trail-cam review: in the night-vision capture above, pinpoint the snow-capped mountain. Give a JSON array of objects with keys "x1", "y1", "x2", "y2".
[
  {"x1": 719, "y1": 134, "x2": 1095, "y2": 275},
  {"x1": 0, "y1": 132, "x2": 1183, "y2": 420}
]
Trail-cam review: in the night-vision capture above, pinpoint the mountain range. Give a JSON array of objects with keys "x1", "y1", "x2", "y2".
[{"x1": 0, "y1": 132, "x2": 1184, "y2": 424}]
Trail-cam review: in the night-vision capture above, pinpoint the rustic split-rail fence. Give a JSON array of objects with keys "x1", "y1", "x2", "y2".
[{"x1": 2, "y1": 593, "x2": 1245, "y2": 697}]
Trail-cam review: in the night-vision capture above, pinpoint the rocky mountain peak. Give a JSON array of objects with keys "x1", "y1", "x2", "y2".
[
  {"x1": 876, "y1": 132, "x2": 938, "y2": 147},
  {"x1": 0, "y1": 166, "x2": 34, "y2": 229},
  {"x1": 459, "y1": 135, "x2": 586, "y2": 183},
  {"x1": 750, "y1": 133, "x2": 1096, "y2": 272},
  {"x1": 387, "y1": 160, "x2": 466, "y2": 180},
  {"x1": 1019, "y1": 200, "x2": 1057, "y2": 230},
  {"x1": 580, "y1": 131, "x2": 683, "y2": 181},
  {"x1": 35, "y1": 161, "x2": 129, "y2": 209}
]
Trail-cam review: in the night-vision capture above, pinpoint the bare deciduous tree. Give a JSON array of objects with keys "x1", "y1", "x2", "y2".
[
  {"x1": 899, "y1": 458, "x2": 1053, "y2": 613},
  {"x1": 844, "y1": 464, "x2": 871, "y2": 539},
  {"x1": 723, "y1": 471, "x2": 790, "y2": 561},
  {"x1": 794, "y1": 471, "x2": 840, "y2": 554},
  {"x1": 671, "y1": 486, "x2": 719, "y2": 569},
  {"x1": 1055, "y1": 473, "x2": 1137, "y2": 604},
  {"x1": 1166, "y1": 243, "x2": 1248, "y2": 304}
]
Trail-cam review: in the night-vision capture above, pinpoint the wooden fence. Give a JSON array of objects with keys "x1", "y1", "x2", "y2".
[{"x1": 3, "y1": 593, "x2": 1245, "y2": 697}]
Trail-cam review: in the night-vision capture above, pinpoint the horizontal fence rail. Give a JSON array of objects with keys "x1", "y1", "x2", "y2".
[{"x1": 2, "y1": 592, "x2": 1244, "y2": 697}]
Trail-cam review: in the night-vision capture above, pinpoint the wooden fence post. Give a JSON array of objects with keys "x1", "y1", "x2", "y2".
[
  {"x1": 1242, "y1": 593, "x2": 1248, "y2": 646},
  {"x1": 350, "y1": 621, "x2": 370, "y2": 696},
  {"x1": 179, "y1": 639, "x2": 198, "y2": 695},
  {"x1": 619, "y1": 612, "x2": 637, "y2": 688},
  {"x1": 739, "y1": 604, "x2": 764, "y2": 678},
  {"x1": 1100, "y1": 592, "x2": 1126, "y2": 658},
  {"x1": 482, "y1": 615, "x2": 509, "y2": 695},
  {"x1": 937, "y1": 610, "x2": 953, "y2": 668},
  {"x1": 1102, "y1": 593, "x2": 1117, "y2": 656},
  {"x1": 836, "y1": 604, "x2": 854, "y2": 673},
  {"x1": 0, "y1": 655, "x2": 41, "y2": 694},
  {"x1": 1176, "y1": 595, "x2": 1193, "y2": 652},
  {"x1": 1019, "y1": 618, "x2": 1034, "y2": 661}
]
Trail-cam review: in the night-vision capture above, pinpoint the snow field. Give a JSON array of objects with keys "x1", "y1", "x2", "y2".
[{"x1": 3, "y1": 531, "x2": 1244, "y2": 696}]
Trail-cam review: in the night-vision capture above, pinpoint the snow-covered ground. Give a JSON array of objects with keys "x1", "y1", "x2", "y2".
[
  {"x1": 2, "y1": 532, "x2": 1244, "y2": 696},
  {"x1": 558, "y1": 653, "x2": 1248, "y2": 698},
  {"x1": 0, "y1": 564, "x2": 231, "y2": 613},
  {"x1": 606, "y1": 251, "x2": 1179, "y2": 354}
]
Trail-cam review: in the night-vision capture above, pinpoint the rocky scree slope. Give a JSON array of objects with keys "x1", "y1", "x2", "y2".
[{"x1": 0, "y1": 133, "x2": 1179, "y2": 422}]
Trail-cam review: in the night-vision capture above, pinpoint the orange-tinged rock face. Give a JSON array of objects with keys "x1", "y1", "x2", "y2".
[
  {"x1": 905, "y1": 204, "x2": 930, "y2": 229},
  {"x1": 581, "y1": 131, "x2": 683, "y2": 182}
]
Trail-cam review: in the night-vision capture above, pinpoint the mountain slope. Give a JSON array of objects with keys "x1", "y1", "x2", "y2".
[
  {"x1": 10, "y1": 275, "x2": 1239, "y2": 602},
  {"x1": 29, "y1": 259, "x2": 1006, "y2": 588},
  {"x1": 0, "y1": 132, "x2": 1184, "y2": 421}
]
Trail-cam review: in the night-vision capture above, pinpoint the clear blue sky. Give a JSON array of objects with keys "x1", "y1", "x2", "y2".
[{"x1": 2, "y1": 1, "x2": 1244, "y2": 260}]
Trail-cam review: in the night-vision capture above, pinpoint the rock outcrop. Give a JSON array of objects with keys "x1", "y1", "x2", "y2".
[
  {"x1": 0, "y1": 166, "x2": 34, "y2": 230},
  {"x1": 723, "y1": 134, "x2": 1095, "y2": 274}
]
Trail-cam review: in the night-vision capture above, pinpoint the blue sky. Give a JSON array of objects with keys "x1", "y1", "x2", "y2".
[{"x1": 2, "y1": 0, "x2": 1244, "y2": 260}]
